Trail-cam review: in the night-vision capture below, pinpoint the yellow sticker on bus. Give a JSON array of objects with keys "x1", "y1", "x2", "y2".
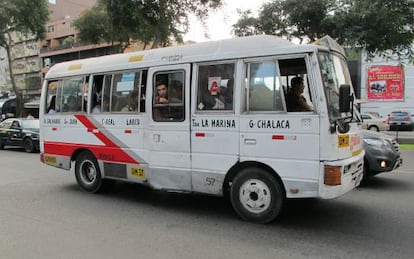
[
  {"x1": 44, "y1": 155, "x2": 57, "y2": 165},
  {"x1": 131, "y1": 167, "x2": 145, "y2": 179},
  {"x1": 128, "y1": 55, "x2": 144, "y2": 62},
  {"x1": 68, "y1": 64, "x2": 82, "y2": 70},
  {"x1": 352, "y1": 148, "x2": 363, "y2": 157},
  {"x1": 338, "y1": 134, "x2": 349, "y2": 148}
]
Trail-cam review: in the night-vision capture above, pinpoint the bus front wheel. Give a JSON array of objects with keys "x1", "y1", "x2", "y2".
[
  {"x1": 230, "y1": 167, "x2": 285, "y2": 223},
  {"x1": 75, "y1": 151, "x2": 103, "y2": 193}
]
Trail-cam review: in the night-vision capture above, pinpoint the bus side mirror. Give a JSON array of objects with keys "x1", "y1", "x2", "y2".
[{"x1": 339, "y1": 84, "x2": 353, "y2": 113}]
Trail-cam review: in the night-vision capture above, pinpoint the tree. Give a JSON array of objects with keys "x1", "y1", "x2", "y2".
[
  {"x1": 0, "y1": 0, "x2": 49, "y2": 116},
  {"x1": 75, "y1": 0, "x2": 223, "y2": 51},
  {"x1": 232, "y1": 0, "x2": 414, "y2": 59},
  {"x1": 232, "y1": 10, "x2": 261, "y2": 37}
]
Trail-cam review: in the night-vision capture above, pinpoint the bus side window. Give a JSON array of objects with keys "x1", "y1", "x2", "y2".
[
  {"x1": 278, "y1": 58, "x2": 313, "y2": 112},
  {"x1": 246, "y1": 61, "x2": 284, "y2": 112},
  {"x1": 91, "y1": 75, "x2": 104, "y2": 113},
  {"x1": 46, "y1": 81, "x2": 58, "y2": 114},
  {"x1": 139, "y1": 70, "x2": 147, "y2": 113},
  {"x1": 110, "y1": 71, "x2": 141, "y2": 113},
  {"x1": 100, "y1": 74, "x2": 112, "y2": 113},
  {"x1": 152, "y1": 71, "x2": 185, "y2": 122},
  {"x1": 196, "y1": 63, "x2": 235, "y2": 111}
]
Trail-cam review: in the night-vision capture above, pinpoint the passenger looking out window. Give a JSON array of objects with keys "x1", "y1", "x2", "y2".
[{"x1": 152, "y1": 71, "x2": 185, "y2": 122}]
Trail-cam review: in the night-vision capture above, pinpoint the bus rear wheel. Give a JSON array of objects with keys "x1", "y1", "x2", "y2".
[
  {"x1": 230, "y1": 167, "x2": 285, "y2": 223},
  {"x1": 75, "y1": 151, "x2": 103, "y2": 193}
]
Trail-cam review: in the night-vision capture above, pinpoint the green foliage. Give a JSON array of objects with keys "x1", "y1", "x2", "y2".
[
  {"x1": 74, "y1": 0, "x2": 223, "y2": 51},
  {"x1": 0, "y1": 0, "x2": 49, "y2": 45},
  {"x1": 232, "y1": 10, "x2": 260, "y2": 37},
  {"x1": 232, "y1": 0, "x2": 414, "y2": 59},
  {"x1": 399, "y1": 144, "x2": 414, "y2": 150},
  {"x1": 0, "y1": 0, "x2": 49, "y2": 116}
]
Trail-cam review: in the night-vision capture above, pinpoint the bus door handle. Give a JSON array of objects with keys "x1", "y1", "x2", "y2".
[
  {"x1": 244, "y1": 138, "x2": 256, "y2": 145},
  {"x1": 153, "y1": 134, "x2": 160, "y2": 143}
]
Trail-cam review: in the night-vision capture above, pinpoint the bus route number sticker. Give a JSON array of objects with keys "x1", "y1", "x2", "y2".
[
  {"x1": 131, "y1": 167, "x2": 145, "y2": 179},
  {"x1": 338, "y1": 134, "x2": 349, "y2": 148}
]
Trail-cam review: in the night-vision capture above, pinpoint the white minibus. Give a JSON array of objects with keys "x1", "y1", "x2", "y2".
[{"x1": 39, "y1": 35, "x2": 364, "y2": 223}]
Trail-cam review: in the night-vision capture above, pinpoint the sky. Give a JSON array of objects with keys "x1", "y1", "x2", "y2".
[{"x1": 184, "y1": 0, "x2": 268, "y2": 42}]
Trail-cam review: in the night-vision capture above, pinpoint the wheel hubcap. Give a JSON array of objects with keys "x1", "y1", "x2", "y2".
[
  {"x1": 239, "y1": 179, "x2": 271, "y2": 213},
  {"x1": 80, "y1": 160, "x2": 97, "y2": 185}
]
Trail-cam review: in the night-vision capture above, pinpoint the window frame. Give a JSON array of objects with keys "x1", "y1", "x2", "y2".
[
  {"x1": 152, "y1": 69, "x2": 186, "y2": 122},
  {"x1": 194, "y1": 60, "x2": 237, "y2": 114},
  {"x1": 242, "y1": 54, "x2": 314, "y2": 114}
]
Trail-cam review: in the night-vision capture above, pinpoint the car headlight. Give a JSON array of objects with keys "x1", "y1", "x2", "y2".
[{"x1": 363, "y1": 138, "x2": 390, "y2": 148}]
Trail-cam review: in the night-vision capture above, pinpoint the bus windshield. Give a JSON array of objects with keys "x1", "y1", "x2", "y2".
[{"x1": 318, "y1": 52, "x2": 354, "y2": 122}]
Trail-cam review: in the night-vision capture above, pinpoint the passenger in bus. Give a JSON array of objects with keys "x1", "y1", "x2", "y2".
[
  {"x1": 121, "y1": 91, "x2": 138, "y2": 112},
  {"x1": 199, "y1": 77, "x2": 233, "y2": 110},
  {"x1": 155, "y1": 81, "x2": 169, "y2": 104},
  {"x1": 286, "y1": 77, "x2": 313, "y2": 112},
  {"x1": 62, "y1": 95, "x2": 78, "y2": 112},
  {"x1": 47, "y1": 96, "x2": 56, "y2": 114},
  {"x1": 92, "y1": 95, "x2": 101, "y2": 113}
]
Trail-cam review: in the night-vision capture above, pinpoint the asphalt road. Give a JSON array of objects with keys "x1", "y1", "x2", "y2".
[{"x1": 1, "y1": 149, "x2": 414, "y2": 259}]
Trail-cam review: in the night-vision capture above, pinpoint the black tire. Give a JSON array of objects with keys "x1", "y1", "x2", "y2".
[
  {"x1": 361, "y1": 161, "x2": 372, "y2": 184},
  {"x1": 230, "y1": 167, "x2": 285, "y2": 223},
  {"x1": 75, "y1": 151, "x2": 103, "y2": 193},
  {"x1": 0, "y1": 140, "x2": 4, "y2": 150},
  {"x1": 23, "y1": 138, "x2": 35, "y2": 153},
  {"x1": 368, "y1": 125, "x2": 379, "y2": 132}
]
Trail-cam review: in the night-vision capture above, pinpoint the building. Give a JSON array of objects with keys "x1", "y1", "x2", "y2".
[
  {"x1": 1, "y1": 0, "x2": 99, "y2": 100},
  {"x1": 47, "y1": 0, "x2": 96, "y2": 21},
  {"x1": 9, "y1": 31, "x2": 42, "y2": 100},
  {"x1": 40, "y1": 0, "x2": 116, "y2": 80},
  {"x1": 39, "y1": 16, "x2": 116, "y2": 80},
  {"x1": 0, "y1": 47, "x2": 8, "y2": 91}
]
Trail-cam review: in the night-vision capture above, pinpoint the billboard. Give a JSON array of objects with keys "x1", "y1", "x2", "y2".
[{"x1": 367, "y1": 65, "x2": 404, "y2": 100}]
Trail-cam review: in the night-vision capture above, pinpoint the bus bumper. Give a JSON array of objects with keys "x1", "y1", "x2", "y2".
[{"x1": 319, "y1": 150, "x2": 364, "y2": 199}]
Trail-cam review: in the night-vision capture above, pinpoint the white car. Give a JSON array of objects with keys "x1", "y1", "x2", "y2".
[{"x1": 361, "y1": 113, "x2": 389, "y2": 131}]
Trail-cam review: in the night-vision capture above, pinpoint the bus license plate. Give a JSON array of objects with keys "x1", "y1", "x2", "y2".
[
  {"x1": 131, "y1": 167, "x2": 145, "y2": 179},
  {"x1": 44, "y1": 155, "x2": 57, "y2": 165}
]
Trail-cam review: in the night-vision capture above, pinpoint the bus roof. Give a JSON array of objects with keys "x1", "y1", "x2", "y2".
[{"x1": 45, "y1": 35, "x2": 333, "y2": 79}]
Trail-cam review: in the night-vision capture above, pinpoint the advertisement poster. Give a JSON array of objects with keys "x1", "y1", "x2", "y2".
[{"x1": 367, "y1": 65, "x2": 404, "y2": 100}]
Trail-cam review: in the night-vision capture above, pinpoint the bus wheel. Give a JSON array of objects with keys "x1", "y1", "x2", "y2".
[
  {"x1": 230, "y1": 167, "x2": 285, "y2": 223},
  {"x1": 75, "y1": 151, "x2": 103, "y2": 193}
]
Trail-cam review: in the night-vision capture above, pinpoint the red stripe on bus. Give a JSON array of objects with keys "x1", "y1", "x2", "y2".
[
  {"x1": 44, "y1": 142, "x2": 138, "y2": 164},
  {"x1": 124, "y1": 129, "x2": 132, "y2": 134},
  {"x1": 272, "y1": 135, "x2": 284, "y2": 140},
  {"x1": 195, "y1": 132, "x2": 205, "y2": 137},
  {"x1": 73, "y1": 114, "x2": 139, "y2": 164},
  {"x1": 52, "y1": 127, "x2": 57, "y2": 131},
  {"x1": 75, "y1": 114, "x2": 118, "y2": 147}
]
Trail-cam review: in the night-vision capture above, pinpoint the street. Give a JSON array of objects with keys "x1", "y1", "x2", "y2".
[{"x1": 1, "y1": 148, "x2": 414, "y2": 259}]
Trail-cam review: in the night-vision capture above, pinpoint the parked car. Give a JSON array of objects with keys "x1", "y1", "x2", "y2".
[
  {"x1": 388, "y1": 111, "x2": 413, "y2": 131},
  {"x1": 365, "y1": 111, "x2": 381, "y2": 118},
  {"x1": 361, "y1": 113, "x2": 389, "y2": 131},
  {"x1": 0, "y1": 118, "x2": 39, "y2": 153},
  {"x1": 362, "y1": 130, "x2": 403, "y2": 182}
]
